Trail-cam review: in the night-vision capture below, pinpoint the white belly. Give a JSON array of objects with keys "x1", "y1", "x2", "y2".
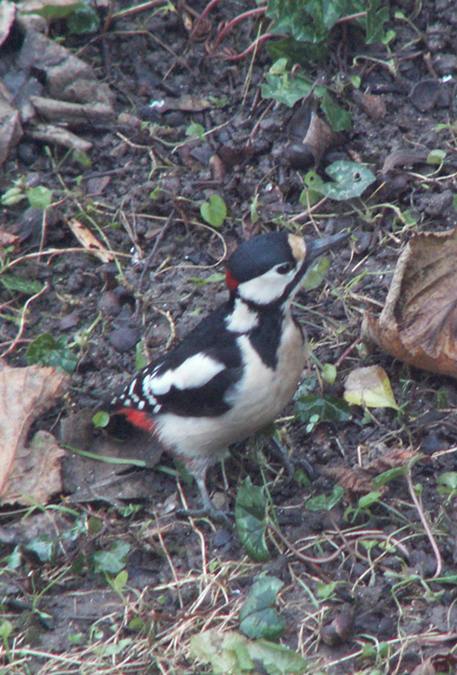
[{"x1": 156, "y1": 316, "x2": 305, "y2": 464}]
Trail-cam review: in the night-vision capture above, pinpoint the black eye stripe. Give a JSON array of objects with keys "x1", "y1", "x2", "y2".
[{"x1": 276, "y1": 262, "x2": 293, "y2": 274}]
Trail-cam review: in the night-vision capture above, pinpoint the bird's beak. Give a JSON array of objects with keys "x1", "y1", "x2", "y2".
[{"x1": 306, "y1": 230, "x2": 350, "y2": 264}]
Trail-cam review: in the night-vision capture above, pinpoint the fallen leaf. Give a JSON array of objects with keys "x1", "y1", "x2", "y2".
[
  {"x1": 344, "y1": 365, "x2": 399, "y2": 410},
  {"x1": 322, "y1": 465, "x2": 374, "y2": 493},
  {"x1": 2, "y1": 431, "x2": 64, "y2": 504},
  {"x1": 367, "y1": 447, "x2": 417, "y2": 474},
  {"x1": 68, "y1": 218, "x2": 114, "y2": 263},
  {"x1": 362, "y1": 228, "x2": 457, "y2": 379},
  {"x1": 0, "y1": 365, "x2": 68, "y2": 502}
]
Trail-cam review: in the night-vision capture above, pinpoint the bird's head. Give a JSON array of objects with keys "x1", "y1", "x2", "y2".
[{"x1": 225, "y1": 230, "x2": 348, "y2": 307}]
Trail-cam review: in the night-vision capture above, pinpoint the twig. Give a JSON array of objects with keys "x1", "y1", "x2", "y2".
[
  {"x1": 0, "y1": 283, "x2": 49, "y2": 359},
  {"x1": 211, "y1": 6, "x2": 267, "y2": 50},
  {"x1": 405, "y1": 468, "x2": 443, "y2": 578}
]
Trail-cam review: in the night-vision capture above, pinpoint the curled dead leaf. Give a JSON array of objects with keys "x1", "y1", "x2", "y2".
[
  {"x1": 322, "y1": 465, "x2": 374, "y2": 493},
  {"x1": 68, "y1": 218, "x2": 114, "y2": 263},
  {"x1": 0, "y1": 365, "x2": 68, "y2": 503},
  {"x1": 362, "y1": 228, "x2": 457, "y2": 379}
]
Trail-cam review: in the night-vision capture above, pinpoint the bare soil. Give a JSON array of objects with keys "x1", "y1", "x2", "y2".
[{"x1": 2, "y1": 1, "x2": 457, "y2": 673}]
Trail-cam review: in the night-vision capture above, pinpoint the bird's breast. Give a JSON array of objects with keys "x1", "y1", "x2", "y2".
[{"x1": 155, "y1": 315, "x2": 305, "y2": 461}]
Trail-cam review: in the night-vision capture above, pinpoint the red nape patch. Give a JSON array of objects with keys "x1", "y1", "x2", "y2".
[
  {"x1": 225, "y1": 268, "x2": 239, "y2": 291},
  {"x1": 118, "y1": 408, "x2": 155, "y2": 432}
]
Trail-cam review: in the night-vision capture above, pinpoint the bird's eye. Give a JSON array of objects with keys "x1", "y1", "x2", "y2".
[{"x1": 276, "y1": 262, "x2": 294, "y2": 275}]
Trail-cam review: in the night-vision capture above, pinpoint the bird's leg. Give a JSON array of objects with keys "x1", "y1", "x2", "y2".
[
  {"x1": 269, "y1": 436, "x2": 317, "y2": 481},
  {"x1": 176, "y1": 468, "x2": 232, "y2": 525}
]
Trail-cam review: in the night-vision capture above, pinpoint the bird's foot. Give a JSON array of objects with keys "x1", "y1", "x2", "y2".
[{"x1": 269, "y1": 437, "x2": 317, "y2": 481}]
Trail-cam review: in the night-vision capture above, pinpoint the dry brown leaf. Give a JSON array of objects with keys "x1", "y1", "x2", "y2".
[
  {"x1": 0, "y1": 365, "x2": 68, "y2": 501},
  {"x1": 2, "y1": 430, "x2": 65, "y2": 504},
  {"x1": 68, "y1": 218, "x2": 114, "y2": 263},
  {"x1": 366, "y1": 447, "x2": 418, "y2": 474},
  {"x1": 322, "y1": 465, "x2": 374, "y2": 493},
  {"x1": 362, "y1": 228, "x2": 457, "y2": 379}
]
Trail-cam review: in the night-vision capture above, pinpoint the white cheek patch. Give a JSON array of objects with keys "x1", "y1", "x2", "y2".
[
  {"x1": 225, "y1": 298, "x2": 259, "y2": 332},
  {"x1": 238, "y1": 267, "x2": 296, "y2": 305},
  {"x1": 150, "y1": 353, "x2": 225, "y2": 394}
]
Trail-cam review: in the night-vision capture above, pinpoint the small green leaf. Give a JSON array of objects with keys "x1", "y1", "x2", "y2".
[
  {"x1": 186, "y1": 122, "x2": 205, "y2": 139},
  {"x1": 92, "y1": 411, "x2": 110, "y2": 429},
  {"x1": 67, "y1": 3, "x2": 100, "y2": 34},
  {"x1": 200, "y1": 194, "x2": 227, "y2": 228},
  {"x1": 25, "y1": 537, "x2": 54, "y2": 562},
  {"x1": 427, "y1": 149, "x2": 446, "y2": 165},
  {"x1": 235, "y1": 477, "x2": 270, "y2": 562},
  {"x1": 92, "y1": 541, "x2": 130, "y2": 575},
  {"x1": 357, "y1": 491, "x2": 382, "y2": 509},
  {"x1": 302, "y1": 256, "x2": 330, "y2": 290},
  {"x1": 320, "y1": 91, "x2": 352, "y2": 132},
  {"x1": 0, "y1": 620, "x2": 13, "y2": 643},
  {"x1": 321, "y1": 363, "x2": 337, "y2": 385},
  {"x1": 305, "y1": 485, "x2": 344, "y2": 512},
  {"x1": 27, "y1": 333, "x2": 78, "y2": 373},
  {"x1": 316, "y1": 581, "x2": 337, "y2": 600},
  {"x1": 344, "y1": 366, "x2": 399, "y2": 410},
  {"x1": 112, "y1": 569, "x2": 128, "y2": 594},
  {"x1": 0, "y1": 273, "x2": 43, "y2": 295},
  {"x1": 295, "y1": 394, "x2": 352, "y2": 425},
  {"x1": 1, "y1": 186, "x2": 26, "y2": 206},
  {"x1": 239, "y1": 576, "x2": 285, "y2": 641},
  {"x1": 26, "y1": 186, "x2": 53, "y2": 209},
  {"x1": 373, "y1": 466, "x2": 408, "y2": 488},
  {"x1": 135, "y1": 340, "x2": 148, "y2": 370},
  {"x1": 23, "y1": 0, "x2": 83, "y2": 20},
  {"x1": 437, "y1": 472, "x2": 457, "y2": 491}
]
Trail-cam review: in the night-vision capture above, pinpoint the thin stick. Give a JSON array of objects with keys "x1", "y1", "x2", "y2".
[{"x1": 405, "y1": 468, "x2": 443, "y2": 578}]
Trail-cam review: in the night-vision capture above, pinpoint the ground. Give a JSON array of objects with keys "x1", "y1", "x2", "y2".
[{"x1": 1, "y1": 0, "x2": 457, "y2": 673}]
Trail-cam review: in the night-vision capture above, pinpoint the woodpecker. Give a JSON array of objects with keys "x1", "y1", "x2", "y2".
[{"x1": 110, "y1": 229, "x2": 347, "y2": 521}]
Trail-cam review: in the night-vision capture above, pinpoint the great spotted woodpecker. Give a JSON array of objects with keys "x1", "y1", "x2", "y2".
[{"x1": 111, "y1": 229, "x2": 347, "y2": 521}]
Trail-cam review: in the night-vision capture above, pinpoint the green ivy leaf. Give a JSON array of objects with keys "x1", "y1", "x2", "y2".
[
  {"x1": 295, "y1": 394, "x2": 352, "y2": 425},
  {"x1": 26, "y1": 333, "x2": 78, "y2": 373},
  {"x1": 364, "y1": 0, "x2": 390, "y2": 44},
  {"x1": 200, "y1": 194, "x2": 227, "y2": 228},
  {"x1": 318, "y1": 161, "x2": 376, "y2": 201},
  {"x1": 235, "y1": 478, "x2": 270, "y2": 562},
  {"x1": 320, "y1": 91, "x2": 352, "y2": 131},
  {"x1": 25, "y1": 536, "x2": 54, "y2": 562},
  {"x1": 191, "y1": 629, "x2": 308, "y2": 675},
  {"x1": 92, "y1": 541, "x2": 131, "y2": 575},
  {"x1": 239, "y1": 576, "x2": 285, "y2": 641},
  {"x1": 261, "y1": 59, "x2": 312, "y2": 107}
]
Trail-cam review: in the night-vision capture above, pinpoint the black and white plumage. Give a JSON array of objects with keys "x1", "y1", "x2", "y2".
[{"x1": 111, "y1": 230, "x2": 347, "y2": 520}]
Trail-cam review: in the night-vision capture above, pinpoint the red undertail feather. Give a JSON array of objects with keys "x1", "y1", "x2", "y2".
[
  {"x1": 225, "y1": 268, "x2": 239, "y2": 291},
  {"x1": 117, "y1": 407, "x2": 155, "y2": 432}
]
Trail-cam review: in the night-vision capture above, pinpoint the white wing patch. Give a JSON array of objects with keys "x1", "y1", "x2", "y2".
[{"x1": 149, "y1": 353, "x2": 225, "y2": 395}]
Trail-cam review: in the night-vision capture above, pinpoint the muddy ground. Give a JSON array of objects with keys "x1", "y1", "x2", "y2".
[{"x1": 2, "y1": 0, "x2": 457, "y2": 673}]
